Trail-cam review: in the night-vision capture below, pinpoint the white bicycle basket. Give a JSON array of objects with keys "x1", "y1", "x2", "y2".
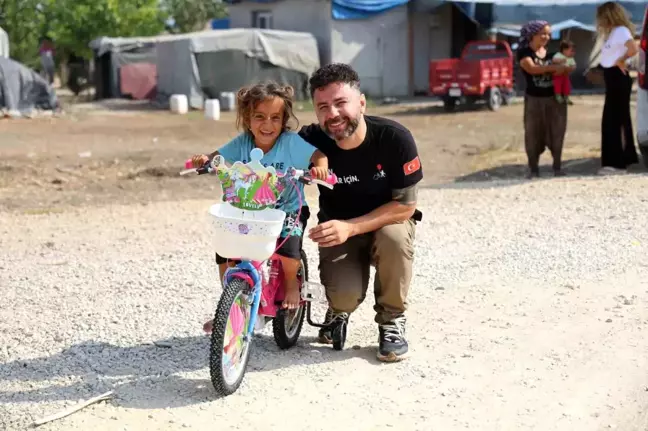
[{"x1": 208, "y1": 202, "x2": 286, "y2": 261}]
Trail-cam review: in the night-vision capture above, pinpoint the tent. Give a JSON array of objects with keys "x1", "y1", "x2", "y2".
[
  {"x1": 90, "y1": 29, "x2": 320, "y2": 107},
  {"x1": 155, "y1": 29, "x2": 320, "y2": 108},
  {"x1": 89, "y1": 36, "x2": 158, "y2": 100},
  {"x1": 0, "y1": 26, "x2": 8, "y2": 58},
  {"x1": 0, "y1": 57, "x2": 58, "y2": 115}
]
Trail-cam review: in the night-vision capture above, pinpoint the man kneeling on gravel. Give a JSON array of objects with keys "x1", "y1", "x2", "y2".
[{"x1": 298, "y1": 63, "x2": 423, "y2": 362}]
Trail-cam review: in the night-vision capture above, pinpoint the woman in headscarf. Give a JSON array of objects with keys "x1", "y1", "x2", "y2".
[
  {"x1": 517, "y1": 20, "x2": 573, "y2": 178},
  {"x1": 595, "y1": 2, "x2": 639, "y2": 174}
]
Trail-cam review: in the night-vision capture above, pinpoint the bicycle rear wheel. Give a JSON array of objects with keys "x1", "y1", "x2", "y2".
[{"x1": 209, "y1": 278, "x2": 253, "y2": 396}]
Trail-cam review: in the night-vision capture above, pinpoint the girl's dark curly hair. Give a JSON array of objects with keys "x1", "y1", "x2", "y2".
[{"x1": 235, "y1": 81, "x2": 299, "y2": 133}]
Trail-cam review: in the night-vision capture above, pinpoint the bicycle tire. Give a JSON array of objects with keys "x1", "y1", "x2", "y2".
[
  {"x1": 272, "y1": 249, "x2": 308, "y2": 349},
  {"x1": 209, "y1": 277, "x2": 253, "y2": 396}
]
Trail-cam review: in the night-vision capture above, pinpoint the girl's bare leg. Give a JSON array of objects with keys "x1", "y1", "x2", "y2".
[{"x1": 280, "y1": 256, "x2": 301, "y2": 309}]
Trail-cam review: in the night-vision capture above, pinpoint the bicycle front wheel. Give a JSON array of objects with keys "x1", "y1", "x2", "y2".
[{"x1": 209, "y1": 278, "x2": 253, "y2": 396}]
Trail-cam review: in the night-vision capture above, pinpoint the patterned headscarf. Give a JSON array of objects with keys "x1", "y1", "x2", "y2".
[{"x1": 519, "y1": 20, "x2": 549, "y2": 49}]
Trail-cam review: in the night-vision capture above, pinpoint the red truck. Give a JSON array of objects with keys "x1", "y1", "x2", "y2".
[{"x1": 429, "y1": 40, "x2": 515, "y2": 112}]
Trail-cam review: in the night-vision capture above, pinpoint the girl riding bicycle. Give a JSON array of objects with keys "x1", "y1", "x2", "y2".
[{"x1": 190, "y1": 81, "x2": 329, "y2": 334}]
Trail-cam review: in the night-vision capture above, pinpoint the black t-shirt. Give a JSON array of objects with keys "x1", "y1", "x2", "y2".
[
  {"x1": 517, "y1": 46, "x2": 555, "y2": 98},
  {"x1": 298, "y1": 115, "x2": 423, "y2": 223}
]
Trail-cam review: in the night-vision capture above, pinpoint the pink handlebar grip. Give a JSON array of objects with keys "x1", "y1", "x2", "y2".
[
  {"x1": 184, "y1": 159, "x2": 193, "y2": 169},
  {"x1": 326, "y1": 173, "x2": 338, "y2": 185}
]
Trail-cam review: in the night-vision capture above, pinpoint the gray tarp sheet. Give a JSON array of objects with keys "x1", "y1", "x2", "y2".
[
  {"x1": 90, "y1": 29, "x2": 319, "y2": 76},
  {"x1": 0, "y1": 57, "x2": 57, "y2": 113},
  {"x1": 90, "y1": 29, "x2": 320, "y2": 108}
]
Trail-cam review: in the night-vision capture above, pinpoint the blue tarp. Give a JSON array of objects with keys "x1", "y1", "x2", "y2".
[
  {"x1": 492, "y1": 2, "x2": 645, "y2": 30},
  {"x1": 211, "y1": 18, "x2": 230, "y2": 29},
  {"x1": 332, "y1": 0, "x2": 411, "y2": 20},
  {"x1": 491, "y1": 18, "x2": 597, "y2": 38}
]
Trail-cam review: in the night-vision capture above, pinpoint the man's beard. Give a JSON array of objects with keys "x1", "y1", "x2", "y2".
[{"x1": 322, "y1": 115, "x2": 360, "y2": 141}]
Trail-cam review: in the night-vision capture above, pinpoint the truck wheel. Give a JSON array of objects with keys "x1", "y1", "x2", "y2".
[
  {"x1": 443, "y1": 97, "x2": 457, "y2": 112},
  {"x1": 487, "y1": 87, "x2": 503, "y2": 111}
]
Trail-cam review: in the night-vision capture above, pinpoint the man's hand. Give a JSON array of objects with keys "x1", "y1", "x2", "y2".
[{"x1": 308, "y1": 220, "x2": 353, "y2": 247}]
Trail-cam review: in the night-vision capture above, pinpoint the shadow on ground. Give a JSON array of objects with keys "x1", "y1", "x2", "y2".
[
  {"x1": 0, "y1": 333, "x2": 379, "y2": 410},
  {"x1": 425, "y1": 157, "x2": 647, "y2": 190},
  {"x1": 384, "y1": 102, "x2": 497, "y2": 117}
]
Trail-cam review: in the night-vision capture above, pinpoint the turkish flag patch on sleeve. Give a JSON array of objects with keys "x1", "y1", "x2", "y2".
[{"x1": 403, "y1": 156, "x2": 421, "y2": 175}]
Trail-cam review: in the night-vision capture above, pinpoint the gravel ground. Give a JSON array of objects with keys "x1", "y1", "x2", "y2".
[{"x1": 2, "y1": 173, "x2": 648, "y2": 431}]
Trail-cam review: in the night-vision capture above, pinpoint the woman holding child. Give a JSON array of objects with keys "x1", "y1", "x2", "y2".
[{"x1": 517, "y1": 20, "x2": 574, "y2": 178}]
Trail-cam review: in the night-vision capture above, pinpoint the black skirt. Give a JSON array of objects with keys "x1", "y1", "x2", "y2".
[{"x1": 601, "y1": 66, "x2": 638, "y2": 169}]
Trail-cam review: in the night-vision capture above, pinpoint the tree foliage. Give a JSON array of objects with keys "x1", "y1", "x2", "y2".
[
  {"x1": 0, "y1": 0, "x2": 44, "y2": 67},
  {"x1": 161, "y1": 0, "x2": 227, "y2": 34},
  {"x1": 0, "y1": 0, "x2": 228, "y2": 69},
  {"x1": 44, "y1": 0, "x2": 165, "y2": 59}
]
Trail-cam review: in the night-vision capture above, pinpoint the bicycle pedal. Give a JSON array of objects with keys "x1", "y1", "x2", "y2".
[{"x1": 301, "y1": 281, "x2": 326, "y2": 303}]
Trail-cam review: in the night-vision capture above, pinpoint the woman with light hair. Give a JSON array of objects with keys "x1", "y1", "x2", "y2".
[{"x1": 596, "y1": 1, "x2": 639, "y2": 174}]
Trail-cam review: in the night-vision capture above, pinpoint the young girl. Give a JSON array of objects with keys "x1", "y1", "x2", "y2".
[
  {"x1": 552, "y1": 40, "x2": 577, "y2": 105},
  {"x1": 191, "y1": 82, "x2": 329, "y2": 334}
]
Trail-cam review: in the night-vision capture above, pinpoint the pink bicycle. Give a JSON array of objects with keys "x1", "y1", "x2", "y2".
[{"x1": 181, "y1": 148, "x2": 337, "y2": 396}]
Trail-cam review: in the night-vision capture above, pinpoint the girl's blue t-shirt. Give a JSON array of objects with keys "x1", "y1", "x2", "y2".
[{"x1": 217, "y1": 131, "x2": 317, "y2": 213}]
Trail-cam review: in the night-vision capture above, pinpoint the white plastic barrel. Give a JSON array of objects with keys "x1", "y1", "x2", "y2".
[
  {"x1": 219, "y1": 92, "x2": 236, "y2": 112},
  {"x1": 204, "y1": 99, "x2": 221, "y2": 120},
  {"x1": 170, "y1": 94, "x2": 188, "y2": 114}
]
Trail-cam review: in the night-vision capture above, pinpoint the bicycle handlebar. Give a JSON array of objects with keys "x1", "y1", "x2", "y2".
[{"x1": 179, "y1": 158, "x2": 338, "y2": 189}]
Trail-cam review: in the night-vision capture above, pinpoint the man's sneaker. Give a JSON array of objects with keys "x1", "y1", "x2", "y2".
[
  {"x1": 377, "y1": 316, "x2": 408, "y2": 362},
  {"x1": 318, "y1": 308, "x2": 334, "y2": 344},
  {"x1": 318, "y1": 308, "x2": 348, "y2": 344}
]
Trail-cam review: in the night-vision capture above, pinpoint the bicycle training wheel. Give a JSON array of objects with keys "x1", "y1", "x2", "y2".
[
  {"x1": 272, "y1": 249, "x2": 308, "y2": 349},
  {"x1": 209, "y1": 278, "x2": 253, "y2": 396}
]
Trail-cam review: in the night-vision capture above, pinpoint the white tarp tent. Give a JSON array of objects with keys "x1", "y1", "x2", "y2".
[
  {"x1": 90, "y1": 28, "x2": 320, "y2": 108},
  {"x1": 0, "y1": 26, "x2": 9, "y2": 58},
  {"x1": 155, "y1": 29, "x2": 319, "y2": 108}
]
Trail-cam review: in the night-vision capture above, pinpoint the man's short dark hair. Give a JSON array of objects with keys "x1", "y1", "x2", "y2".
[{"x1": 309, "y1": 63, "x2": 360, "y2": 97}]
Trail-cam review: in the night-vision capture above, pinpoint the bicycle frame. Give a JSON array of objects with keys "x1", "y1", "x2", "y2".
[{"x1": 182, "y1": 148, "x2": 336, "y2": 339}]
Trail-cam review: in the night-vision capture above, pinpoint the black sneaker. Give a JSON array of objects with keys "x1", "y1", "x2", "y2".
[
  {"x1": 318, "y1": 308, "x2": 334, "y2": 344},
  {"x1": 377, "y1": 316, "x2": 408, "y2": 362},
  {"x1": 318, "y1": 309, "x2": 349, "y2": 344}
]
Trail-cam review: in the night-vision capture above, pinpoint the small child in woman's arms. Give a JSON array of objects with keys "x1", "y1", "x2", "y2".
[{"x1": 552, "y1": 40, "x2": 577, "y2": 105}]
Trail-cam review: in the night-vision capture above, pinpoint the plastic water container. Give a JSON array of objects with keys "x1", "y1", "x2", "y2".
[
  {"x1": 208, "y1": 202, "x2": 286, "y2": 261},
  {"x1": 204, "y1": 99, "x2": 221, "y2": 120},
  {"x1": 219, "y1": 92, "x2": 236, "y2": 112},
  {"x1": 170, "y1": 94, "x2": 188, "y2": 114}
]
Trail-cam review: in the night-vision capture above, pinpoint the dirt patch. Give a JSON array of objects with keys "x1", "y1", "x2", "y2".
[{"x1": 1, "y1": 94, "x2": 642, "y2": 211}]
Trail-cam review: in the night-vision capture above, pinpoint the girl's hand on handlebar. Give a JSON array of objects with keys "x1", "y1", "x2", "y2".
[
  {"x1": 310, "y1": 166, "x2": 329, "y2": 181},
  {"x1": 191, "y1": 154, "x2": 209, "y2": 168}
]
